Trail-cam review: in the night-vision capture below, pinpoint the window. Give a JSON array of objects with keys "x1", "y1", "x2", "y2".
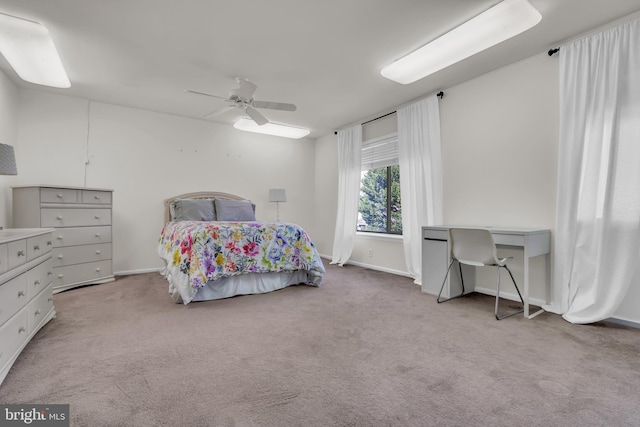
[{"x1": 358, "y1": 133, "x2": 402, "y2": 234}]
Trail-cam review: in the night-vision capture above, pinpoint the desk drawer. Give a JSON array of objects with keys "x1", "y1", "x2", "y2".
[
  {"x1": 492, "y1": 233, "x2": 525, "y2": 247},
  {"x1": 41, "y1": 208, "x2": 111, "y2": 227},
  {"x1": 423, "y1": 228, "x2": 449, "y2": 241},
  {"x1": 53, "y1": 243, "x2": 112, "y2": 267},
  {"x1": 52, "y1": 226, "x2": 112, "y2": 247}
]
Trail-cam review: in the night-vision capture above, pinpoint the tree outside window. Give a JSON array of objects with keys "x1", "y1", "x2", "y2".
[{"x1": 358, "y1": 164, "x2": 402, "y2": 234}]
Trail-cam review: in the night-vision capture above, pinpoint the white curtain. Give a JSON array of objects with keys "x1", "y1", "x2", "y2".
[
  {"x1": 549, "y1": 18, "x2": 640, "y2": 323},
  {"x1": 331, "y1": 125, "x2": 362, "y2": 266},
  {"x1": 397, "y1": 95, "x2": 443, "y2": 284}
]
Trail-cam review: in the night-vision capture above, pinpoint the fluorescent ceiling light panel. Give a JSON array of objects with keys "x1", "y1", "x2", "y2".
[
  {"x1": 0, "y1": 12, "x2": 70, "y2": 88},
  {"x1": 381, "y1": 0, "x2": 541, "y2": 84},
  {"x1": 234, "y1": 119, "x2": 310, "y2": 139}
]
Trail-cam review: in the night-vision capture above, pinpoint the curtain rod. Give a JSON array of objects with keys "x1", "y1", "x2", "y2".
[
  {"x1": 548, "y1": 48, "x2": 560, "y2": 56},
  {"x1": 334, "y1": 91, "x2": 444, "y2": 135}
]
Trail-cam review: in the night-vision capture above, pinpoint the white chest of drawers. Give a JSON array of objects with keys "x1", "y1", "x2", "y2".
[
  {"x1": 0, "y1": 228, "x2": 55, "y2": 386},
  {"x1": 12, "y1": 185, "x2": 115, "y2": 293}
]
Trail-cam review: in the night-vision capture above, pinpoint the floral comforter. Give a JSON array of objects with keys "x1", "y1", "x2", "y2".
[{"x1": 158, "y1": 221, "x2": 325, "y2": 304}]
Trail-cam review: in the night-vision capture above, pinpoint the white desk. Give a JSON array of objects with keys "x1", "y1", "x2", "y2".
[{"x1": 421, "y1": 226, "x2": 551, "y2": 319}]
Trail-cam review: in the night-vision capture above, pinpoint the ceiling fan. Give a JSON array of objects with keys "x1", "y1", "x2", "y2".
[{"x1": 187, "y1": 77, "x2": 296, "y2": 126}]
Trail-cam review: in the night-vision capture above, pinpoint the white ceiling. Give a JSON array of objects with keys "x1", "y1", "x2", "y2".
[{"x1": 1, "y1": 0, "x2": 639, "y2": 138}]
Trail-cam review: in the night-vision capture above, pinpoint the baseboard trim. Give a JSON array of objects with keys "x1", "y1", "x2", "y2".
[
  {"x1": 606, "y1": 316, "x2": 640, "y2": 329},
  {"x1": 474, "y1": 286, "x2": 547, "y2": 308},
  {"x1": 114, "y1": 267, "x2": 162, "y2": 276}
]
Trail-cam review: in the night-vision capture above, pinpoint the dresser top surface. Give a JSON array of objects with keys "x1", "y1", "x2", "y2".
[
  {"x1": 12, "y1": 185, "x2": 113, "y2": 192},
  {"x1": 0, "y1": 228, "x2": 55, "y2": 244}
]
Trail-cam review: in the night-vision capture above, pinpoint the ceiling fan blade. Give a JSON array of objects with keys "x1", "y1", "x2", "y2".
[
  {"x1": 245, "y1": 106, "x2": 269, "y2": 125},
  {"x1": 253, "y1": 100, "x2": 297, "y2": 111},
  {"x1": 232, "y1": 78, "x2": 257, "y2": 101},
  {"x1": 203, "y1": 105, "x2": 236, "y2": 119},
  {"x1": 186, "y1": 89, "x2": 227, "y2": 100}
]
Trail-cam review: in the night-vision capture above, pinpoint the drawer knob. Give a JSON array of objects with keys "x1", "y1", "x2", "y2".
[
  {"x1": 47, "y1": 241, "x2": 52, "y2": 246},
  {"x1": 35, "y1": 309, "x2": 41, "y2": 316},
  {"x1": 94, "y1": 215, "x2": 100, "y2": 220},
  {"x1": 57, "y1": 236, "x2": 63, "y2": 240},
  {"x1": 94, "y1": 195, "x2": 100, "y2": 200},
  {"x1": 18, "y1": 326, "x2": 26, "y2": 333},
  {"x1": 34, "y1": 280, "x2": 40, "y2": 286},
  {"x1": 58, "y1": 255, "x2": 64, "y2": 259},
  {"x1": 56, "y1": 216, "x2": 63, "y2": 220},
  {"x1": 17, "y1": 290, "x2": 25, "y2": 297},
  {"x1": 34, "y1": 245, "x2": 40, "y2": 251},
  {"x1": 17, "y1": 250, "x2": 25, "y2": 257},
  {"x1": 96, "y1": 250, "x2": 101, "y2": 255},
  {"x1": 96, "y1": 268, "x2": 101, "y2": 272},
  {"x1": 95, "y1": 233, "x2": 101, "y2": 237},
  {"x1": 48, "y1": 297, "x2": 53, "y2": 302},
  {"x1": 48, "y1": 271, "x2": 52, "y2": 276},
  {"x1": 56, "y1": 193, "x2": 63, "y2": 198},
  {"x1": 58, "y1": 274, "x2": 64, "y2": 279}
]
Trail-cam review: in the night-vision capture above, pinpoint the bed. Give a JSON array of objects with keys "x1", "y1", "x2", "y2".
[{"x1": 157, "y1": 191, "x2": 325, "y2": 304}]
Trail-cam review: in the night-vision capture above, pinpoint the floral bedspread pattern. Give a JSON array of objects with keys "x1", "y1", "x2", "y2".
[{"x1": 158, "y1": 221, "x2": 325, "y2": 304}]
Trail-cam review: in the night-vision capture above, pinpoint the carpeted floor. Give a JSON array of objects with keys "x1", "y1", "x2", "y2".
[{"x1": 1, "y1": 263, "x2": 639, "y2": 426}]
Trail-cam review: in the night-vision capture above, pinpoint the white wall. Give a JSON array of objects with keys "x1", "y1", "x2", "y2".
[
  {"x1": 0, "y1": 71, "x2": 19, "y2": 228},
  {"x1": 316, "y1": 52, "x2": 559, "y2": 293},
  {"x1": 11, "y1": 90, "x2": 316, "y2": 274}
]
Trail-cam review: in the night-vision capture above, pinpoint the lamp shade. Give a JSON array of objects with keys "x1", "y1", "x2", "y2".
[
  {"x1": 269, "y1": 188, "x2": 287, "y2": 203},
  {"x1": 0, "y1": 143, "x2": 17, "y2": 175}
]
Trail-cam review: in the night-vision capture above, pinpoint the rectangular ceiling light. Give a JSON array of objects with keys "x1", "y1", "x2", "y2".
[
  {"x1": 381, "y1": 0, "x2": 541, "y2": 84},
  {"x1": 0, "y1": 12, "x2": 70, "y2": 88},
  {"x1": 234, "y1": 119, "x2": 310, "y2": 139}
]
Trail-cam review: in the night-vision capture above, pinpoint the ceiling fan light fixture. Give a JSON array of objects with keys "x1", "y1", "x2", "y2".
[
  {"x1": 234, "y1": 119, "x2": 310, "y2": 139},
  {"x1": 0, "y1": 12, "x2": 70, "y2": 88},
  {"x1": 380, "y1": 0, "x2": 541, "y2": 84}
]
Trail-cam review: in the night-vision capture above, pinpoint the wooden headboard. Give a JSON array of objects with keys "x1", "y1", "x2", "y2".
[{"x1": 164, "y1": 191, "x2": 247, "y2": 223}]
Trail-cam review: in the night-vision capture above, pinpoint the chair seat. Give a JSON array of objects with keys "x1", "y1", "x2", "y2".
[{"x1": 437, "y1": 229, "x2": 524, "y2": 320}]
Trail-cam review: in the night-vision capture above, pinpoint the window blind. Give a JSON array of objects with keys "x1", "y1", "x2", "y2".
[{"x1": 361, "y1": 133, "x2": 398, "y2": 171}]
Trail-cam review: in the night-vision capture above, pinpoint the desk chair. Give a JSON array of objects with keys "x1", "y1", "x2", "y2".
[{"x1": 437, "y1": 228, "x2": 525, "y2": 320}]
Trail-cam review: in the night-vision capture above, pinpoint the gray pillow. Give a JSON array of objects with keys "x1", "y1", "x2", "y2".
[
  {"x1": 214, "y1": 199, "x2": 256, "y2": 221},
  {"x1": 171, "y1": 199, "x2": 215, "y2": 221}
]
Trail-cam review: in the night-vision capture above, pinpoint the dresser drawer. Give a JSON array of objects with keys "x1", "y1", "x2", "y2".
[
  {"x1": 52, "y1": 226, "x2": 112, "y2": 247},
  {"x1": 41, "y1": 208, "x2": 111, "y2": 227},
  {"x1": 7, "y1": 239, "x2": 27, "y2": 270},
  {"x1": 0, "y1": 244, "x2": 7, "y2": 274},
  {"x1": 82, "y1": 190, "x2": 112, "y2": 205},
  {"x1": 28, "y1": 285, "x2": 54, "y2": 335},
  {"x1": 26, "y1": 234, "x2": 53, "y2": 261},
  {"x1": 0, "y1": 274, "x2": 28, "y2": 325},
  {"x1": 53, "y1": 260, "x2": 113, "y2": 287},
  {"x1": 26, "y1": 258, "x2": 53, "y2": 299},
  {"x1": 0, "y1": 307, "x2": 29, "y2": 369},
  {"x1": 53, "y1": 243, "x2": 112, "y2": 267},
  {"x1": 40, "y1": 187, "x2": 79, "y2": 204}
]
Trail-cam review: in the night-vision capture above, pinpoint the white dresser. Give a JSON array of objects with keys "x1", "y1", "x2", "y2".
[
  {"x1": 0, "y1": 228, "x2": 55, "y2": 386},
  {"x1": 12, "y1": 185, "x2": 115, "y2": 293}
]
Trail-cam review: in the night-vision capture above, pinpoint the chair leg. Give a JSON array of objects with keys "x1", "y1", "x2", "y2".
[
  {"x1": 495, "y1": 265, "x2": 525, "y2": 320},
  {"x1": 437, "y1": 259, "x2": 465, "y2": 303}
]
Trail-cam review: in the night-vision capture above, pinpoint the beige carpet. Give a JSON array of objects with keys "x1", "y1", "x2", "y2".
[{"x1": 1, "y1": 263, "x2": 639, "y2": 426}]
